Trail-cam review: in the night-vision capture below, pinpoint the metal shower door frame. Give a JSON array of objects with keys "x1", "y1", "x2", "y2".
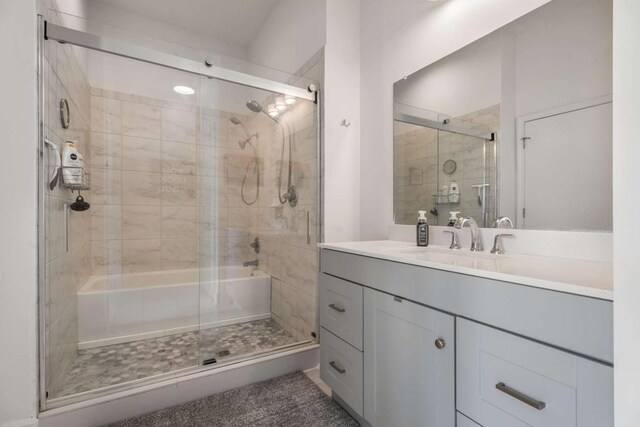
[
  {"x1": 44, "y1": 22, "x2": 317, "y2": 102},
  {"x1": 37, "y1": 17, "x2": 322, "y2": 412}
]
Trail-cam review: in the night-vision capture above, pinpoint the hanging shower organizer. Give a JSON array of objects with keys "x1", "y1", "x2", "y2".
[
  {"x1": 61, "y1": 166, "x2": 90, "y2": 191},
  {"x1": 44, "y1": 137, "x2": 90, "y2": 191}
]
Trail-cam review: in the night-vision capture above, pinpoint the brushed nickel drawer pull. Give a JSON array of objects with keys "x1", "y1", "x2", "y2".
[
  {"x1": 434, "y1": 338, "x2": 446, "y2": 349},
  {"x1": 329, "y1": 361, "x2": 346, "y2": 374},
  {"x1": 496, "y1": 382, "x2": 546, "y2": 410},
  {"x1": 329, "y1": 303, "x2": 345, "y2": 313}
]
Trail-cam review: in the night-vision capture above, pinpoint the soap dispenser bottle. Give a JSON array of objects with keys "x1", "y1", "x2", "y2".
[
  {"x1": 448, "y1": 181, "x2": 460, "y2": 203},
  {"x1": 417, "y1": 210, "x2": 429, "y2": 247},
  {"x1": 447, "y1": 211, "x2": 460, "y2": 226}
]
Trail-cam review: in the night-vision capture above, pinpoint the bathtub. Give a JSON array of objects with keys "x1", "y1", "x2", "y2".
[{"x1": 77, "y1": 266, "x2": 271, "y2": 349}]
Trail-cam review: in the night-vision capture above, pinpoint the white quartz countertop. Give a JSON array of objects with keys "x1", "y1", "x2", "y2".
[{"x1": 318, "y1": 241, "x2": 613, "y2": 301}]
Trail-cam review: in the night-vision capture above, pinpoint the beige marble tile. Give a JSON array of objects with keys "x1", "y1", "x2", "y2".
[
  {"x1": 296, "y1": 291, "x2": 316, "y2": 340},
  {"x1": 91, "y1": 168, "x2": 122, "y2": 205},
  {"x1": 197, "y1": 145, "x2": 226, "y2": 177},
  {"x1": 91, "y1": 96, "x2": 121, "y2": 134},
  {"x1": 122, "y1": 205, "x2": 161, "y2": 239},
  {"x1": 162, "y1": 174, "x2": 196, "y2": 206},
  {"x1": 162, "y1": 140, "x2": 197, "y2": 175},
  {"x1": 295, "y1": 247, "x2": 318, "y2": 296},
  {"x1": 161, "y1": 206, "x2": 197, "y2": 239},
  {"x1": 271, "y1": 278, "x2": 283, "y2": 318},
  {"x1": 90, "y1": 132, "x2": 122, "y2": 169},
  {"x1": 162, "y1": 108, "x2": 197, "y2": 143},
  {"x1": 161, "y1": 239, "x2": 198, "y2": 270},
  {"x1": 279, "y1": 280, "x2": 299, "y2": 334},
  {"x1": 90, "y1": 204, "x2": 122, "y2": 240},
  {"x1": 91, "y1": 240, "x2": 122, "y2": 275},
  {"x1": 122, "y1": 239, "x2": 161, "y2": 273},
  {"x1": 227, "y1": 207, "x2": 258, "y2": 236},
  {"x1": 122, "y1": 101, "x2": 161, "y2": 139},
  {"x1": 201, "y1": 114, "x2": 228, "y2": 146},
  {"x1": 122, "y1": 171, "x2": 162, "y2": 205},
  {"x1": 121, "y1": 136, "x2": 162, "y2": 172},
  {"x1": 226, "y1": 235, "x2": 252, "y2": 265}
]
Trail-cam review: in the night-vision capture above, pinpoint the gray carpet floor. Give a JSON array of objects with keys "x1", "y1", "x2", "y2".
[{"x1": 106, "y1": 372, "x2": 359, "y2": 427}]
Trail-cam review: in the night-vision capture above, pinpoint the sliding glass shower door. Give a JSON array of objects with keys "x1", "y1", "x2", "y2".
[
  {"x1": 39, "y1": 14, "x2": 321, "y2": 409},
  {"x1": 196, "y1": 76, "x2": 320, "y2": 366}
]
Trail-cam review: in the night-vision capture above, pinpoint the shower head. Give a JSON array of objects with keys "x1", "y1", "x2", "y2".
[
  {"x1": 246, "y1": 100, "x2": 279, "y2": 123},
  {"x1": 246, "y1": 100, "x2": 262, "y2": 113},
  {"x1": 229, "y1": 117, "x2": 250, "y2": 138}
]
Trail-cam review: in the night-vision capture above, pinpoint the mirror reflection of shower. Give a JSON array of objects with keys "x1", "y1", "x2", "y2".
[
  {"x1": 245, "y1": 99, "x2": 297, "y2": 207},
  {"x1": 229, "y1": 117, "x2": 260, "y2": 205}
]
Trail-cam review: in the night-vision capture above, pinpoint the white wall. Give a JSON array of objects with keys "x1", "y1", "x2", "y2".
[
  {"x1": 393, "y1": 32, "x2": 502, "y2": 118},
  {"x1": 613, "y1": 0, "x2": 640, "y2": 424},
  {"x1": 86, "y1": 1, "x2": 248, "y2": 62},
  {"x1": 323, "y1": 0, "x2": 361, "y2": 242},
  {"x1": 359, "y1": 0, "x2": 554, "y2": 239},
  {"x1": 0, "y1": 0, "x2": 39, "y2": 425},
  {"x1": 248, "y1": 0, "x2": 326, "y2": 75}
]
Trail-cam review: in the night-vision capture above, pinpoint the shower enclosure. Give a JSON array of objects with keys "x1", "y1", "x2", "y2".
[
  {"x1": 393, "y1": 104, "x2": 498, "y2": 227},
  {"x1": 38, "y1": 12, "x2": 322, "y2": 409}
]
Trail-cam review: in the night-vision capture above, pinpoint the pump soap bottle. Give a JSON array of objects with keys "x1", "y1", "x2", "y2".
[
  {"x1": 447, "y1": 211, "x2": 460, "y2": 227},
  {"x1": 417, "y1": 210, "x2": 429, "y2": 247}
]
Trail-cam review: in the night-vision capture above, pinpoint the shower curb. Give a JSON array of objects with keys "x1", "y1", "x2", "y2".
[{"x1": 38, "y1": 344, "x2": 319, "y2": 427}]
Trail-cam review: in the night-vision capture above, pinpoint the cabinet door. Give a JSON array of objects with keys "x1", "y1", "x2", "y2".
[{"x1": 363, "y1": 288, "x2": 455, "y2": 427}]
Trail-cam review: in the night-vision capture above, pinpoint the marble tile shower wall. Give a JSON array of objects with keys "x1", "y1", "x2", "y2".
[
  {"x1": 253, "y1": 53, "x2": 323, "y2": 342},
  {"x1": 394, "y1": 105, "x2": 499, "y2": 226},
  {"x1": 89, "y1": 88, "x2": 204, "y2": 274},
  {"x1": 43, "y1": 8, "x2": 92, "y2": 397}
]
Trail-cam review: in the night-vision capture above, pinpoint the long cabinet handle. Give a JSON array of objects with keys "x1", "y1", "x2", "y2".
[
  {"x1": 495, "y1": 382, "x2": 546, "y2": 410},
  {"x1": 329, "y1": 303, "x2": 346, "y2": 313},
  {"x1": 329, "y1": 361, "x2": 346, "y2": 374}
]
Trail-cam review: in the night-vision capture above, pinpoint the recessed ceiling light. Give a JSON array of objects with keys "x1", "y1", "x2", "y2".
[{"x1": 173, "y1": 85, "x2": 195, "y2": 95}]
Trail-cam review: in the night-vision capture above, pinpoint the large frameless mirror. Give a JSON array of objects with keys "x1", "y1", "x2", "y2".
[{"x1": 393, "y1": 0, "x2": 612, "y2": 231}]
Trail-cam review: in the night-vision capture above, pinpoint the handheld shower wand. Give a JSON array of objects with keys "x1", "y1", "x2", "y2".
[
  {"x1": 229, "y1": 117, "x2": 260, "y2": 205},
  {"x1": 245, "y1": 100, "x2": 297, "y2": 207}
]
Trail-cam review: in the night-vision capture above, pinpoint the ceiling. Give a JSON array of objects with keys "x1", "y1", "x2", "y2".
[{"x1": 93, "y1": 0, "x2": 279, "y2": 48}]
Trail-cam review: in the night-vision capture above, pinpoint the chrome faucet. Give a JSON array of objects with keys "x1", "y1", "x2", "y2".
[
  {"x1": 443, "y1": 230, "x2": 461, "y2": 250},
  {"x1": 493, "y1": 216, "x2": 514, "y2": 229},
  {"x1": 491, "y1": 233, "x2": 514, "y2": 254},
  {"x1": 243, "y1": 259, "x2": 259, "y2": 268},
  {"x1": 454, "y1": 217, "x2": 483, "y2": 251}
]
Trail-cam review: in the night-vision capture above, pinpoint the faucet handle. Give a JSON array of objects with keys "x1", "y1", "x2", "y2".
[
  {"x1": 491, "y1": 233, "x2": 514, "y2": 254},
  {"x1": 443, "y1": 230, "x2": 461, "y2": 250}
]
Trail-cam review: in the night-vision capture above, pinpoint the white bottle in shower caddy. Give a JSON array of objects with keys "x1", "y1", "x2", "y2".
[
  {"x1": 448, "y1": 181, "x2": 460, "y2": 204},
  {"x1": 62, "y1": 140, "x2": 84, "y2": 186}
]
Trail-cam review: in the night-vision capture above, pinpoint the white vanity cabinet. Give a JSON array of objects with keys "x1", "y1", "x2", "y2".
[
  {"x1": 318, "y1": 248, "x2": 614, "y2": 427},
  {"x1": 457, "y1": 319, "x2": 613, "y2": 427},
  {"x1": 363, "y1": 288, "x2": 455, "y2": 427}
]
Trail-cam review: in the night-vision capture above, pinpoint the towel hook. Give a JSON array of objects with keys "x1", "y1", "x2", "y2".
[{"x1": 340, "y1": 119, "x2": 351, "y2": 127}]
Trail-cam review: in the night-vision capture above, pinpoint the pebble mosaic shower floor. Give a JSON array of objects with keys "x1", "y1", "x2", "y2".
[{"x1": 54, "y1": 319, "x2": 300, "y2": 398}]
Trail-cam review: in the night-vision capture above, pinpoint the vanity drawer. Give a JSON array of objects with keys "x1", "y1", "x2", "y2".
[
  {"x1": 457, "y1": 412, "x2": 483, "y2": 427},
  {"x1": 319, "y1": 273, "x2": 363, "y2": 350},
  {"x1": 457, "y1": 318, "x2": 613, "y2": 427},
  {"x1": 319, "y1": 327, "x2": 363, "y2": 416}
]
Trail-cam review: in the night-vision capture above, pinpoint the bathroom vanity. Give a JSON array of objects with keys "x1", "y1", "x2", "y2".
[{"x1": 318, "y1": 241, "x2": 613, "y2": 427}]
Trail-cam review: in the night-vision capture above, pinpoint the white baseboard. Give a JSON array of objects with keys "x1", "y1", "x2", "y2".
[
  {"x1": 38, "y1": 344, "x2": 319, "y2": 427},
  {"x1": 77, "y1": 313, "x2": 272, "y2": 350},
  {"x1": 3, "y1": 419, "x2": 39, "y2": 427}
]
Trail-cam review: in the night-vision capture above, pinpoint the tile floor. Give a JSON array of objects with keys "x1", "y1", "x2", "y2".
[{"x1": 54, "y1": 319, "x2": 300, "y2": 398}]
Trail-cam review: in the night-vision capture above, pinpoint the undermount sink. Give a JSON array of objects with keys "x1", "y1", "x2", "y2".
[{"x1": 394, "y1": 246, "x2": 507, "y2": 261}]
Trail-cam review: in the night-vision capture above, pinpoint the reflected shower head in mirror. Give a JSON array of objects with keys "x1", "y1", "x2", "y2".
[
  {"x1": 246, "y1": 100, "x2": 279, "y2": 123},
  {"x1": 229, "y1": 117, "x2": 252, "y2": 149}
]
